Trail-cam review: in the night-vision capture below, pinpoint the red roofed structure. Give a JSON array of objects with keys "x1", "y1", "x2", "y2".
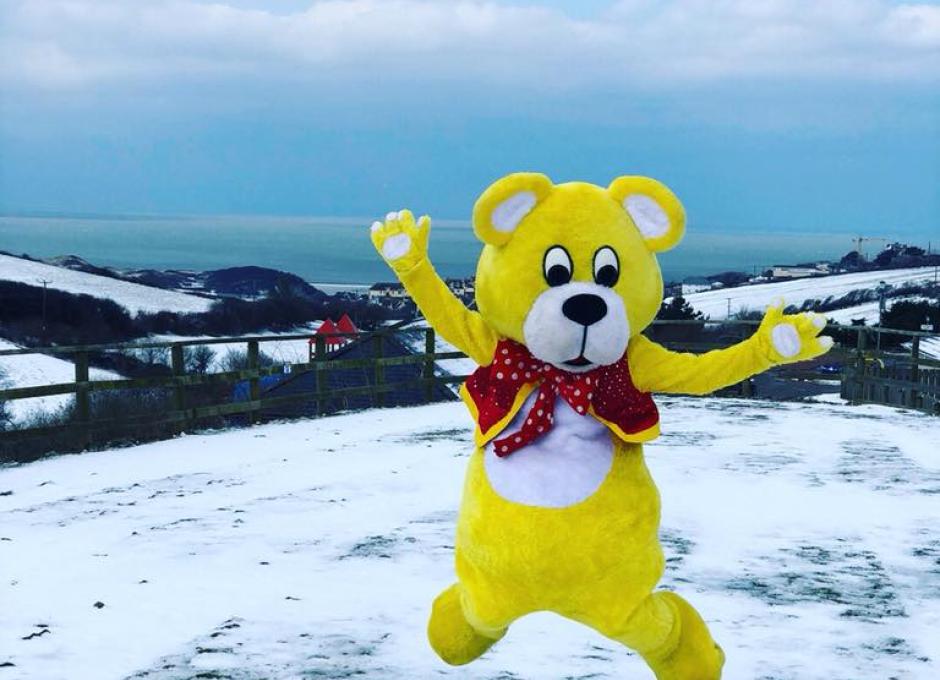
[
  {"x1": 308, "y1": 315, "x2": 359, "y2": 359},
  {"x1": 336, "y1": 313, "x2": 358, "y2": 335}
]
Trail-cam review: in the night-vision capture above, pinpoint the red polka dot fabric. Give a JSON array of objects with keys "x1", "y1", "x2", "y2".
[{"x1": 464, "y1": 339, "x2": 659, "y2": 457}]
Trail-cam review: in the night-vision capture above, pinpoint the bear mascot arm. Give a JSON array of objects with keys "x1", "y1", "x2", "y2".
[
  {"x1": 370, "y1": 208, "x2": 499, "y2": 365},
  {"x1": 627, "y1": 302, "x2": 832, "y2": 396}
]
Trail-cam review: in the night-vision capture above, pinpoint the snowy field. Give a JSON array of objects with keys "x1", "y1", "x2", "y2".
[
  {"x1": 147, "y1": 325, "x2": 322, "y2": 371},
  {"x1": 681, "y1": 267, "x2": 938, "y2": 319},
  {"x1": 0, "y1": 254, "x2": 214, "y2": 315},
  {"x1": 2, "y1": 398, "x2": 939, "y2": 679},
  {"x1": 0, "y1": 339, "x2": 120, "y2": 421}
]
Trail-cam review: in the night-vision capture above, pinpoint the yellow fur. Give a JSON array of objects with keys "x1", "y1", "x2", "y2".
[{"x1": 371, "y1": 174, "x2": 831, "y2": 678}]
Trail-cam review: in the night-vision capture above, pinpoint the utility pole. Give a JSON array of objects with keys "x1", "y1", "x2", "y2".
[
  {"x1": 726, "y1": 298, "x2": 732, "y2": 319},
  {"x1": 38, "y1": 279, "x2": 51, "y2": 338},
  {"x1": 876, "y1": 280, "x2": 890, "y2": 326}
]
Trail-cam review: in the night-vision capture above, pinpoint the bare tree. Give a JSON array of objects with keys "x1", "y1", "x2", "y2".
[
  {"x1": 219, "y1": 348, "x2": 275, "y2": 372},
  {"x1": 184, "y1": 345, "x2": 216, "y2": 374}
]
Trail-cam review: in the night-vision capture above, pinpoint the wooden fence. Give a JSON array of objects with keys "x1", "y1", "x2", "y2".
[
  {"x1": 1, "y1": 320, "x2": 938, "y2": 456},
  {"x1": 839, "y1": 326, "x2": 940, "y2": 413},
  {"x1": 0, "y1": 325, "x2": 463, "y2": 451}
]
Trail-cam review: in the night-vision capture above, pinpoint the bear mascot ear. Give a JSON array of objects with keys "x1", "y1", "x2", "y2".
[
  {"x1": 473, "y1": 172, "x2": 554, "y2": 246},
  {"x1": 607, "y1": 176, "x2": 685, "y2": 253}
]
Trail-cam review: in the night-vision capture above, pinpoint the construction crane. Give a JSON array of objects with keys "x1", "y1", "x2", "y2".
[{"x1": 852, "y1": 235, "x2": 887, "y2": 259}]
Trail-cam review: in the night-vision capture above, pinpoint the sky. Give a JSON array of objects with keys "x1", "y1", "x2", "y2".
[{"x1": 0, "y1": 0, "x2": 939, "y2": 237}]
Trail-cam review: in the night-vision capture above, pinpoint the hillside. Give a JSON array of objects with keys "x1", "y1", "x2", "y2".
[
  {"x1": 680, "y1": 266, "x2": 938, "y2": 319},
  {"x1": 2, "y1": 398, "x2": 938, "y2": 679},
  {"x1": 0, "y1": 254, "x2": 214, "y2": 315}
]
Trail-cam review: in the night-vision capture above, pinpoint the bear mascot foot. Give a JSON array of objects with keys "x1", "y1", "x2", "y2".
[
  {"x1": 644, "y1": 592, "x2": 725, "y2": 680},
  {"x1": 427, "y1": 584, "x2": 505, "y2": 665}
]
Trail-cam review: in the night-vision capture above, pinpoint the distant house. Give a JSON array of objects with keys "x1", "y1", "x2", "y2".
[
  {"x1": 445, "y1": 277, "x2": 475, "y2": 296},
  {"x1": 770, "y1": 263, "x2": 831, "y2": 280},
  {"x1": 368, "y1": 282, "x2": 408, "y2": 302},
  {"x1": 369, "y1": 278, "x2": 475, "y2": 305},
  {"x1": 681, "y1": 276, "x2": 713, "y2": 295}
]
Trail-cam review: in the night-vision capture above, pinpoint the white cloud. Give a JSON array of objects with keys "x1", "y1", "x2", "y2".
[{"x1": 1, "y1": 0, "x2": 938, "y2": 91}]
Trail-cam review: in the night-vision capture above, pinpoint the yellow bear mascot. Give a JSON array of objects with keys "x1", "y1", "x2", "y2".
[{"x1": 370, "y1": 173, "x2": 832, "y2": 679}]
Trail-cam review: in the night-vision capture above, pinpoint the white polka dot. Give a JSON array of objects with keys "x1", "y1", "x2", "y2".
[
  {"x1": 585, "y1": 377, "x2": 591, "y2": 385},
  {"x1": 515, "y1": 436, "x2": 521, "y2": 443},
  {"x1": 574, "y1": 389, "x2": 581, "y2": 396},
  {"x1": 501, "y1": 445, "x2": 508, "y2": 452},
  {"x1": 588, "y1": 392, "x2": 593, "y2": 399},
  {"x1": 576, "y1": 406, "x2": 584, "y2": 413},
  {"x1": 502, "y1": 349, "x2": 508, "y2": 355},
  {"x1": 537, "y1": 409, "x2": 543, "y2": 416},
  {"x1": 527, "y1": 419, "x2": 532, "y2": 425},
  {"x1": 496, "y1": 372, "x2": 503, "y2": 379},
  {"x1": 525, "y1": 372, "x2": 531, "y2": 378},
  {"x1": 537, "y1": 426, "x2": 544, "y2": 432},
  {"x1": 511, "y1": 373, "x2": 518, "y2": 380}
]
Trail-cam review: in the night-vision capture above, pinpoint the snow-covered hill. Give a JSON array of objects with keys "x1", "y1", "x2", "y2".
[
  {"x1": 0, "y1": 339, "x2": 119, "y2": 421},
  {"x1": 0, "y1": 253, "x2": 214, "y2": 315},
  {"x1": 681, "y1": 266, "x2": 937, "y2": 319},
  {"x1": 2, "y1": 398, "x2": 938, "y2": 679}
]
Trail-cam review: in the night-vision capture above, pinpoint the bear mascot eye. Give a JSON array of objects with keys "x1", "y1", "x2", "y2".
[
  {"x1": 593, "y1": 246, "x2": 620, "y2": 287},
  {"x1": 543, "y1": 246, "x2": 573, "y2": 286}
]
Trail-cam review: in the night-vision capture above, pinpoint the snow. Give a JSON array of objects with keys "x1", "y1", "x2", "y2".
[
  {"x1": 0, "y1": 339, "x2": 120, "y2": 422},
  {"x1": 2, "y1": 397, "x2": 940, "y2": 679},
  {"x1": 399, "y1": 321, "x2": 477, "y2": 384},
  {"x1": 680, "y1": 267, "x2": 938, "y2": 319},
  {"x1": 823, "y1": 296, "x2": 933, "y2": 326},
  {"x1": 0, "y1": 253, "x2": 214, "y2": 315},
  {"x1": 916, "y1": 337, "x2": 940, "y2": 360},
  {"x1": 147, "y1": 325, "x2": 322, "y2": 371}
]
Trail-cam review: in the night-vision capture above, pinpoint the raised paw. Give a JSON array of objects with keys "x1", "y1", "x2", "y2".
[
  {"x1": 758, "y1": 299, "x2": 833, "y2": 364},
  {"x1": 369, "y1": 208, "x2": 431, "y2": 273}
]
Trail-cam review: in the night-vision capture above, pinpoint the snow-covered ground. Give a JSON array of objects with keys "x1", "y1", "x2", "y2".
[
  {"x1": 2, "y1": 398, "x2": 939, "y2": 679},
  {"x1": 822, "y1": 296, "x2": 933, "y2": 326},
  {"x1": 147, "y1": 325, "x2": 322, "y2": 371},
  {"x1": 915, "y1": 337, "x2": 940, "y2": 360},
  {"x1": 0, "y1": 254, "x2": 214, "y2": 315},
  {"x1": 400, "y1": 321, "x2": 477, "y2": 383},
  {"x1": 681, "y1": 267, "x2": 938, "y2": 319},
  {"x1": 0, "y1": 339, "x2": 120, "y2": 422}
]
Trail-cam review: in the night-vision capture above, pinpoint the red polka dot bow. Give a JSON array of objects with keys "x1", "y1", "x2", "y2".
[{"x1": 462, "y1": 339, "x2": 659, "y2": 457}]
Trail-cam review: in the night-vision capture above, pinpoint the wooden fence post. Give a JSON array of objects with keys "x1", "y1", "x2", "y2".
[
  {"x1": 247, "y1": 340, "x2": 260, "y2": 424},
  {"x1": 74, "y1": 351, "x2": 91, "y2": 448},
  {"x1": 315, "y1": 335, "x2": 327, "y2": 416},
  {"x1": 374, "y1": 334, "x2": 385, "y2": 408},
  {"x1": 171, "y1": 343, "x2": 187, "y2": 431},
  {"x1": 910, "y1": 335, "x2": 921, "y2": 410},
  {"x1": 424, "y1": 327, "x2": 435, "y2": 403},
  {"x1": 850, "y1": 326, "x2": 867, "y2": 404}
]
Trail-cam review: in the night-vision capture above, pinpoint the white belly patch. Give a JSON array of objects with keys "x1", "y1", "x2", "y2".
[{"x1": 483, "y1": 392, "x2": 614, "y2": 508}]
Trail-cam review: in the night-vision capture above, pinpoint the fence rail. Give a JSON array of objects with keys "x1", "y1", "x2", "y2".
[{"x1": 1, "y1": 320, "x2": 938, "y2": 457}]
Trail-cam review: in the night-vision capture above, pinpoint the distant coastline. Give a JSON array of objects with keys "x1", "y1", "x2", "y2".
[{"x1": 0, "y1": 212, "x2": 926, "y2": 286}]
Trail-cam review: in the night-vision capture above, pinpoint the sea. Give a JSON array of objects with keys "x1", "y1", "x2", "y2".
[{"x1": 0, "y1": 213, "x2": 864, "y2": 291}]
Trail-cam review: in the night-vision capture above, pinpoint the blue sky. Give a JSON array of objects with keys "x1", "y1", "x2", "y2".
[{"x1": 1, "y1": 0, "x2": 938, "y2": 237}]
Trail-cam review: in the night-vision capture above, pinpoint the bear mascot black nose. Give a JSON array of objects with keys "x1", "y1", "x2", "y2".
[{"x1": 562, "y1": 293, "x2": 608, "y2": 326}]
